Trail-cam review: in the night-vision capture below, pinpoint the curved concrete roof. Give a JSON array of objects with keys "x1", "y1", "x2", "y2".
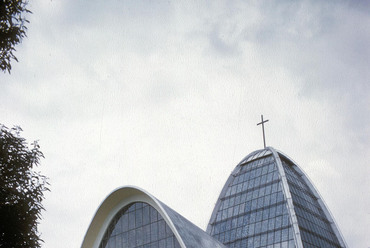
[{"x1": 81, "y1": 185, "x2": 227, "y2": 248}]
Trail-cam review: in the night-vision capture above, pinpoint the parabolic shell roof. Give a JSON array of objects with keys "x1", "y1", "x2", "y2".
[
  {"x1": 81, "y1": 186, "x2": 227, "y2": 248},
  {"x1": 82, "y1": 147, "x2": 347, "y2": 248},
  {"x1": 207, "y1": 147, "x2": 347, "y2": 248}
]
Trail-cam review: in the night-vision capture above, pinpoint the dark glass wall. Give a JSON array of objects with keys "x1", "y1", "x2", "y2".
[
  {"x1": 100, "y1": 202, "x2": 181, "y2": 248},
  {"x1": 280, "y1": 158, "x2": 342, "y2": 248},
  {"x1": 209, "y1": 153, "x2": 296, "y2": 248}
]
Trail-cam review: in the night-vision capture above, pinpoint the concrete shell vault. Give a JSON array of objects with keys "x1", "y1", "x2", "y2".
[{"x1": 81, "y1": 186, "x2": 227, "y2": 248}]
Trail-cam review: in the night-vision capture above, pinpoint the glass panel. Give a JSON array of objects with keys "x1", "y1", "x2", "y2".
[
  {"x1": 99, "y1": 202, "x2": 181, "y2": 248},
  {"x1": 210, "y1": 153, "x2": 293, "y2": 247},
  {"x1": 281, "y1": 158, "x2": 342, "y2": 248}
]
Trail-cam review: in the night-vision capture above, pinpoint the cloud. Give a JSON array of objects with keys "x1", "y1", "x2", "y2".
[{"x1": 1, "y1": 0, "x2": 369, "y2": 247}]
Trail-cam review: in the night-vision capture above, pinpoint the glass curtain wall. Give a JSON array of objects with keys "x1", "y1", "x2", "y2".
[
  {"x1": 99, "y1": 202, "x2": 181, "y2": 248},
  {"x1": 280, "y1": 158, "x2": 342, "y2": 248},
  {"x1": 209, "y1": 154, "x2": 296, "y2": 248}
]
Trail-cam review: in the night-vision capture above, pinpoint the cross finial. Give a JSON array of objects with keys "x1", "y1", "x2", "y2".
[{"x1": 257, "y1": 115, "x2": 269, "y2": 148}]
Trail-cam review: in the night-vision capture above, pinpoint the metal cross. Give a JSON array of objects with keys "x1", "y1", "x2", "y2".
[{"x1": 257, "y1": 115, "x2": 269, "y2": 148}]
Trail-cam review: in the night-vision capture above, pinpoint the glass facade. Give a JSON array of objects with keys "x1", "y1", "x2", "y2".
[
  {"x1": 208, "y1": 148, "x2": 345, "y2": 248},
  {"x1": 209, "y1": 153, "x2": 296, "y2": 248},
  {"x1": 280, "y1": 158, "x2": 342, "y2": 248},
  {"x1": 99, "y1": 202, "x2": 181, "y2": 248},
  {"x1": 84, "y1": 147, "x2": 345, "y2": 248}
]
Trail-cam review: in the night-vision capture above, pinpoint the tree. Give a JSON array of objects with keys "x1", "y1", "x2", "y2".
[
  {"x1": 0, "y1": 125, "x2": 49, "y2": 247},
  {"x1": 0, "y1": 0, "x2": 31, "y2": 73}
]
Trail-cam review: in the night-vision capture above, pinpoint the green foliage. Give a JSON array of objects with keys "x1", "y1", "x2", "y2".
[
  {"x1": 0, "y1": 0, "x2": 31, "y2": 73},
  {"x1": 0, "y1": 125, "x2": 49, "y2": 247}
]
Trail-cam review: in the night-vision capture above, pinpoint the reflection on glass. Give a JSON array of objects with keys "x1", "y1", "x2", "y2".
[
  {"x1": 281, "y1": 158, "x2": 342, "y2": 248},
  {"x1": 99, "y1": 202, "x2": 181, "y2": 248},
  {"x1": 210, "y1": 154, "x2": 296, "y2": 247}
]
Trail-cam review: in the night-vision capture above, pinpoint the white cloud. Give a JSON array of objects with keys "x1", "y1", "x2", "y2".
[{"x1": 1, "y1": 0, "x2": 369, "y2": 247}]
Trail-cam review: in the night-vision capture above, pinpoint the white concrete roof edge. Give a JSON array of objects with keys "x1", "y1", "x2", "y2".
[{"x1": 80, "y1": 185, "x2": 187, "y2": 248}]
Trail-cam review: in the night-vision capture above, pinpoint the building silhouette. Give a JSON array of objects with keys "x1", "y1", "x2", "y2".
[{"x1": 81, "y1": 147, "x2": 346, "y2": 248}]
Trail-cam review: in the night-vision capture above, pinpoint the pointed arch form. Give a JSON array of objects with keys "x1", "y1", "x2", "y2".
[
  {"x1": 81, "y1": 186, "x2": 226, "y2": 248},
  {"x1": 207, "y1": 147, "x2": 347, "y2": 248}
]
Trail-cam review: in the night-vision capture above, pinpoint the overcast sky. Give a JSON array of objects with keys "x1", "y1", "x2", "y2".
[{"x1": 1, "y1": 0, "x2": 369, "y2": 247}]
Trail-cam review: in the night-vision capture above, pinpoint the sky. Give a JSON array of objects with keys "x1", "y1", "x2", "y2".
[{"x1": 1, "y1": 0, "x2": 369, "y2": 247}]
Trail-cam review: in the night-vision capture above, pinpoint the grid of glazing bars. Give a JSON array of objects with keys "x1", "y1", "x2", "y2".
[
  {"x1": 281, "y1": 159, "x2": 342, "y2": 248},
  {"x1": 210, "y1": 155, "x2": 296, "y2": 248},
  {"x1": 100, "y1": 202, "x2": 181, "y2": 248}
]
